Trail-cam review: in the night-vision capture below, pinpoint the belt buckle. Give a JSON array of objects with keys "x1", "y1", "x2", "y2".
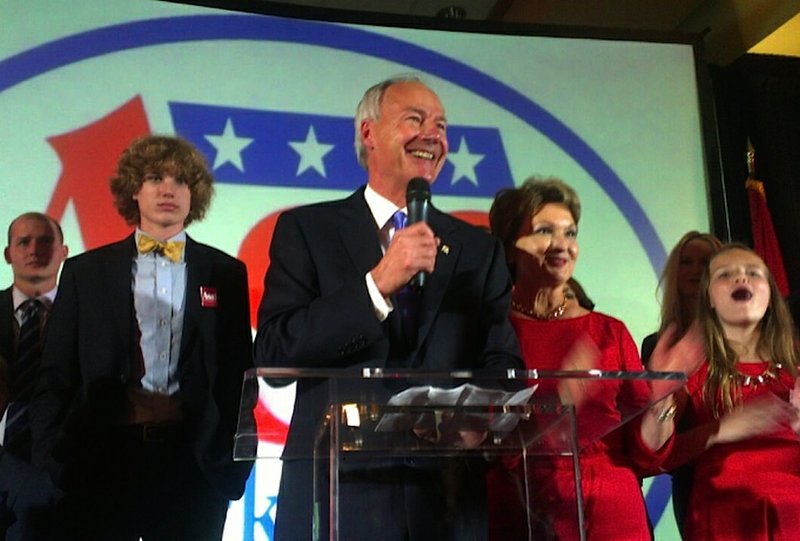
[{"x1": 142, "y1": 424, "x2": 165, "y2": 442}]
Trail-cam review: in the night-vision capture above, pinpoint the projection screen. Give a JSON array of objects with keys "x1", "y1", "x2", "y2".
[{"x1": 0, "y1": 1, "x2": 718, "y2": 538}]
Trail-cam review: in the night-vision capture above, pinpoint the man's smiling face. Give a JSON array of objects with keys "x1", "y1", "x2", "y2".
[{"x1": 362, "y1": 81, "x2": 448, "y2": 197}]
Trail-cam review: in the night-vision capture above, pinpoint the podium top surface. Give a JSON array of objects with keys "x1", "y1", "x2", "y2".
[
  {"x1": 235, "y1": 367, "x2": 686, "y2": 460},
  {"x1": 243, "y1": 366, "x2": 686, "y2": 381}
]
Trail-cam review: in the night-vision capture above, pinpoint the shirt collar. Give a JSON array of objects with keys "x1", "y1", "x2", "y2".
[
  {"x1": 364, "y1": 184, "x2": 406, "y2": 230},
  {"x1": 12, "y1": 285, "x2": 57, "y2": 312}
]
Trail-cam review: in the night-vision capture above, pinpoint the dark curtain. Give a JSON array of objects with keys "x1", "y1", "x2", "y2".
[{"x1": 710, "y1": 54, "x2": 800, "y2": 295}]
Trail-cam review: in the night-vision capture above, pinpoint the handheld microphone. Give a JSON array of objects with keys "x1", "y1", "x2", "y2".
[{"x1": 406, "y1": 178, "x2": 431, "y2": 288}]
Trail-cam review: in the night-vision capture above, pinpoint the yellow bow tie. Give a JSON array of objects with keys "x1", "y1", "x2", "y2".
[{"x1": 137, "y1": 235, "x2": 185, "y2": 263}]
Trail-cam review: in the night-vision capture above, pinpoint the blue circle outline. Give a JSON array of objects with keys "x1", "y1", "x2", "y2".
[{"x1": 0, "y1": 13, "x2": 665, "y2": 273}]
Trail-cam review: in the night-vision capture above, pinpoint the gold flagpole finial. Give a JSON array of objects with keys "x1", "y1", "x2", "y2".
[{"x1": 746, "y1": 138, "x2": 756, "y2": 179}]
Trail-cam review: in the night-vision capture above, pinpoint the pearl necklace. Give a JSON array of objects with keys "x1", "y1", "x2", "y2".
[{"x1": 511, "y1": 298, "x2": 566, "y2": 320}]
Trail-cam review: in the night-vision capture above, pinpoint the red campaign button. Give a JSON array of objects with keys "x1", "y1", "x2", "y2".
[{"x1": 200, "y1": 286, "x2": 218, "y2": 308}]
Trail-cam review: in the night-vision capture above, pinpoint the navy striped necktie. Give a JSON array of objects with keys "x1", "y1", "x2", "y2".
[{"x1": 4, "y1": 298, "x2": 43, "y2": 459}]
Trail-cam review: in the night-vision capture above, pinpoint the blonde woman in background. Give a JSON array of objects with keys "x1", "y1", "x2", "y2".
[{"x1": 640, "y1": 231, "x2": 722, "y2": 537}]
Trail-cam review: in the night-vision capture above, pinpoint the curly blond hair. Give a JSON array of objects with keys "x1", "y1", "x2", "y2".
[{"x1": 110, "y1": 135, "x2": 214, "y2": 226}]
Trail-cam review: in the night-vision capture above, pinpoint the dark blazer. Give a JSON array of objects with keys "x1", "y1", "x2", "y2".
[
  {"x1": 255, "y1": 187, "x2": 522, "y2": 539},
  {"x1": 0, "y1": 288, "x2": 14, "y2": 369},
  {"x1": 30, "y1": 234, "x2": 253, "y2": 500},
  {"x1": 2, "y1": 290, "x2": 64, "y2": 540},
  {"x1": 256, "y1": 187, "x2": 522, "y2": 448}
]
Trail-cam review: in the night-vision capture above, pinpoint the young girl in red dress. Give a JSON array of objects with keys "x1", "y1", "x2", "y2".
[{"x1": 665, "y1": 244, "x2": 800, "y2": 540}]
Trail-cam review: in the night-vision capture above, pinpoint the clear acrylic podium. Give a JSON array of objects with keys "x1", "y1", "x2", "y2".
[{"x1": 235, "y1": 367, "x2": 685, "y2": 541}]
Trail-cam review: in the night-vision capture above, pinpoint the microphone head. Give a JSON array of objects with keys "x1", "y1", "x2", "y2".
[{"x1": 406, "y1": 177, "x2": 431, "y2": 203}]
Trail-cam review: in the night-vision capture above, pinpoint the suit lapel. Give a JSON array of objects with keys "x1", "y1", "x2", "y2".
[
  {"x1": 180, "y1": 236, "x2": 206, "y2": 366},
  {"x1": 416, "y1": 208, "x2": 460, "y2": 346},
  {"x1": 104, "y1": 236, "x2": 137, "y2": 360},
  {"x1": 338, "y1": 188, "x2": 383, "y2": 276},
  {"x1": 0, "y1": 288, "x2": 14, "y2": 362}
]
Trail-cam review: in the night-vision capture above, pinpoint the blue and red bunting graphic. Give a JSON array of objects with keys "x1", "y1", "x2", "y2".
[{"x1": 170, "y1": 101, "x2": 514, "y2": 196}]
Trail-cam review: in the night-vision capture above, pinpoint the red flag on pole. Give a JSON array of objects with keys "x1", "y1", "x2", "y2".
[{"x1": 746, "y1": 146, "x2": 790, "y2": 297}]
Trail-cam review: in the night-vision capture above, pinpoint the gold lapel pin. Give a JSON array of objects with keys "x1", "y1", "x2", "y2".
[{"x1": 441, "y1": 244, "x2": 450, "y2": 255}]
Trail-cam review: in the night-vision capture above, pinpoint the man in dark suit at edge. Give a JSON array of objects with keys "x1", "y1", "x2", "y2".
[
  {"x1": 1, "y1": 212, "x2": 67, "y2": 540},
  {"x1": 255, "y1": 75, "x2": 523, "y2": 540},
  {"x1": 30, "y1": 135, "x2": 253, "y2": 540}
]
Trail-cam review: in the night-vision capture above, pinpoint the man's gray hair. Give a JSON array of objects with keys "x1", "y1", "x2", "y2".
[{"x1": 353, "y1": 74, "x2": 423, "y2": 169}]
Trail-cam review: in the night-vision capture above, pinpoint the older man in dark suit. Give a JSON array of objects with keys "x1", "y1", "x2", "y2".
[
  {"x1": 30, "y1": 136, "x2": 253, "y2": 541},
  {"x1": 255, "y1": 75, "x2": 523, "y2": 540},
  {"x1": 1, "y1": 212, "x2": 67, "y2": 540}
]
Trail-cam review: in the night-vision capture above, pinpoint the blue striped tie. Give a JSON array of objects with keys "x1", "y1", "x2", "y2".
[
  {"x1": 389, "y1": 211, "x2": 419, "y2": 346},
  {"x1": 390, "y1": 210, "x2": 407, "y2": 240}
]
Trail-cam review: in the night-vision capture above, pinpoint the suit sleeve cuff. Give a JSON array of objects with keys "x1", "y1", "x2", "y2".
[{"x1": 366, "y1": 272, "x2": 393, "y2": 322}]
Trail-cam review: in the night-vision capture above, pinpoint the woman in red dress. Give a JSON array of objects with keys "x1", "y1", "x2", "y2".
[
  {"x1": 664, "y1": 244, "x2": 800, "y2": 540},
  {"x1": 487, "y1": 177, "x2": 702, "y2": 540}
]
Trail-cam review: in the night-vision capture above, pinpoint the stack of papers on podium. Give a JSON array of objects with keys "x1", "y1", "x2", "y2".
[{"x1": 375, "y1": 383, "x2": 537, "y2": 434}]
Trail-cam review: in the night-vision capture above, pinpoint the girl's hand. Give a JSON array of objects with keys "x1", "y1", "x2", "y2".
[{"x1": 713, "y1": 393, "x2": 794, "y2": 445}]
